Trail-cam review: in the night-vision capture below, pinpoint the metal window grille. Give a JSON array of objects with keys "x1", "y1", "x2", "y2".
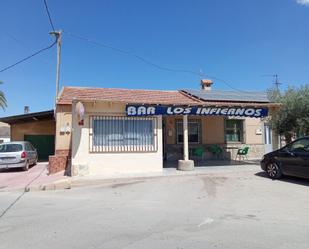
[{"x1": 89, "y1": 116, "x2": 158, "y2": 153}]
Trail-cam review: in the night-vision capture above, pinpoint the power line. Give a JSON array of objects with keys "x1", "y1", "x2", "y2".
[
  {"x1": 63, "y1": 31, "x2": 201, "y2": 76},
  {"x1": 0, "y1": 1, "x2": 57, "y2": 73},
  {"x1": 63, "y1": 31, "x2": 248, "y2": 92},
  {"x1": 3, "y1": 31, "x2": 27, "y2": 48},
  {"x1": 43, "y1": 0, "x2": 55, "y2": 31},
  {"x1": 202, "y1": 75, "x2": 248, "y2": 92},
  {"x1": 0, "y1": 40, "x2": 57, "y2": 73},
  {"x1": 4, "y1": 31, "x2": 53, "y2": 65}
]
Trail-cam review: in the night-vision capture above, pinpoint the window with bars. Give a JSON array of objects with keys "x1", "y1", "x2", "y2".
[{"x1": 90, "y1": 116, "x2": 157, "y2": 152}]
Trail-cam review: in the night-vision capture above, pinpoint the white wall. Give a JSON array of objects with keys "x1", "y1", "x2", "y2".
[
  {"x1": 0, "y1": 137, "x2": 10, "y2": 143},
  {"x1": 71, "y1": 101, "x2": 163, "y2": 176}
]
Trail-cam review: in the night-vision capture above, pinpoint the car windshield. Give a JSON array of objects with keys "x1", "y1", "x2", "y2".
[
  {"x1": 289, "y1": 138, "x2": 309, "y2": 152},
  {"x1": 0, "y1": 144, "x2": 23, "y2": 152}
]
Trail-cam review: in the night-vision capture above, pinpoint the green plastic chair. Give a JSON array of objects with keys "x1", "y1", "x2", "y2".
[
  {"x1": 235, "y1": 146, "x2": 249, "y2": 160},
  {"x1": 208, "y1": 145, "x2": 223, "y2": 159},
  {"x1": 193, "y1": 147, "x2": 205, "y2": 160}
]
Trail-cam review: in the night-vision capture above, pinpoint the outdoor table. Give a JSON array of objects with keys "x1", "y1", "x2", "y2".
[{"x1": 224, "y1": 146, "x2": 240, "y2": 160}]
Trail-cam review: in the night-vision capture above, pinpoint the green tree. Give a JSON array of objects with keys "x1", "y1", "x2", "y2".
[
  {"x1": 0, "y1": 81, "x2": 7, "y2": 110},
  {"x1": 268, "y1": 85, "x2": 309, "y2": 143}
]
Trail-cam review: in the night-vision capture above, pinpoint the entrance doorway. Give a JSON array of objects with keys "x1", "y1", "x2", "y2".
[{"x1": 264, "y1": 123, "x2": 273, "y2": 153}]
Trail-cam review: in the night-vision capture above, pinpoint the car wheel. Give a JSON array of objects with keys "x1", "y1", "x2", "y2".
[
  {"x1": 266, "y1": 162, "x2": 282, "y2": 179},
  {"x1": 22, "y1": 161, "x2": 29, "y2": 171},
  {"x1": 32, "y1": 159, "x2": 37, "y2": 166}
]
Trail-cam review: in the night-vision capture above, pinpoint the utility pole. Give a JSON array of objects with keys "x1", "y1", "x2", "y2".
[
  {"x1": 273, "y1": 74, "x2": 282, "y2": 91},
  {"x1": 49, "y1": 30, "x2": 62, "y2": 105},
  {"x1": 49, "y1": 30, "x2": 61, "y2": 152}
]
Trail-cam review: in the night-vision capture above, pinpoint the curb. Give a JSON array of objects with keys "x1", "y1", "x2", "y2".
[{"x1": 25, "y1": 179, "x2": 72, "y2": 192}]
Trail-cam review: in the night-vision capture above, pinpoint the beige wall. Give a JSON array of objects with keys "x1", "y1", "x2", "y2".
[
  {"x1": 71, "y1": 101, "x2": 163, "y2": 176},
  {"x1": 202, "y1": 116, "x2": 225, "y2": 144},
  {"x1": 244, "y1": 118, "x2": 264, "y2": 144},
  {"x1": 11, "y1": 119, "x2": 55, "y2": 141},
  {"x1": 55, "y1": 105, "x2": 72, "y2": 151}
]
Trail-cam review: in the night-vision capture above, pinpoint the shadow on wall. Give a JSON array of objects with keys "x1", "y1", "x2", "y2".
[
  {"x1": 255, "y1": 171, "x2": 309, "y2": 187},
  {"x1": 70, "y1": 108, "x2": 83, "y2": 176},
  {"x1": 64, "y1": 132, "x2": 73, "y2": 176}
]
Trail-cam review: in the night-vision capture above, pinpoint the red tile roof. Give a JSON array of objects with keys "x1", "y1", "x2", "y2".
[{"x1": 57, "y1": 87, "x2": 203, "y2": 105}]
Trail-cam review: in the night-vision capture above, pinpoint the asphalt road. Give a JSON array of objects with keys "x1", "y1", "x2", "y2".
[{"x1": 0, "y1": 166, "x2": 309, "y2": 249}]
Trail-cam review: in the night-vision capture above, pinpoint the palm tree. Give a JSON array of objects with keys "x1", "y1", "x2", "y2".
[{"x1": 0, "y1": 81, "x2": 7, "y2": 110}]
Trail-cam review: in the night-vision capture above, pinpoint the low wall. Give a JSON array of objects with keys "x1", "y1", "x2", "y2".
[
  {"x1": 71, "y1": 152, "x2": 163, "y2": 176},
  {"x1": 48, "y1": 149, "x2": 70, "y2": 175}
]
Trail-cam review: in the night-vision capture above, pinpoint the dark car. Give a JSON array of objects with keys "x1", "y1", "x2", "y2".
[{"x1": 261, "y1": 136, "x2": 309, "y2": 179}]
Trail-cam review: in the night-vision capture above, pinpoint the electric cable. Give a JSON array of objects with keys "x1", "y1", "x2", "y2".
[
  {"x1": 63, "y1": 31, "x2": 249, "y2": 92},
  {"x1": 43, "y1": 0, "x2": 55, "y2": 31},
  {"x1": 0, "y1": 40, "x2": 56, "y2": 73}
]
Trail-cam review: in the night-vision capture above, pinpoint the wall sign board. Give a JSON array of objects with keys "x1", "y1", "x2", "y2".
[{"x1": 126, "y1": 105, "x2": 268, "y2": 118}]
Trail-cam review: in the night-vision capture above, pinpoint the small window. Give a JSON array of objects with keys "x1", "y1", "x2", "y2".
[
  {"x1": 289, "y1": 138, "x2": 309, "y2": 153},
  {"x1": 176, "y1": 120, "x2": 200, "y2": 144},
  {"x1": 225, "y1": 119, "x2": 244, "y2": 142}
]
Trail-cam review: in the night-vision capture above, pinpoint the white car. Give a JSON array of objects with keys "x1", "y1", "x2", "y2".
[{"x1": 0, "y1": 141, "x2": 38, "y2": 171}]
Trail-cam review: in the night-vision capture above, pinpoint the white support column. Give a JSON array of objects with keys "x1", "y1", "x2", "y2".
[
  {"x1": 177, "y1": 115, "x2": 194, "y2": 171},
  {"x1": 183, "y1": 115, "x2": 189, "y2": 161}
]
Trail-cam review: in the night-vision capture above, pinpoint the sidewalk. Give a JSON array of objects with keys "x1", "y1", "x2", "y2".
[
  {"x1": 72, "y1": 163, "x2": 260, "y2": 183},
  {"x1": 0, "y1": 162, "x2": 68, "y2": 192},
  {"x1": 42, "y1": 163, "x2": 261, "y2": 191},
  {"x1": 0, "y1": 162, "x2": 261, "y2": 192}
]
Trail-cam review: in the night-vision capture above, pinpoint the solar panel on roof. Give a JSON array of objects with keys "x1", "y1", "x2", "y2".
[{"x1": 182, "y1": 89, "x2": 270, "y2": 103}]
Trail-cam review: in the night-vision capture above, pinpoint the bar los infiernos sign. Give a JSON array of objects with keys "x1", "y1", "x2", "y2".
[{"x1": 126, "y1": 105, "x2": 268, "y2": 118}]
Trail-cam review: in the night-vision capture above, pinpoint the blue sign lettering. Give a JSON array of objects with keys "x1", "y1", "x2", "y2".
[{"x1": 126, "y1": 105, "x2": 268, "y2": 118}]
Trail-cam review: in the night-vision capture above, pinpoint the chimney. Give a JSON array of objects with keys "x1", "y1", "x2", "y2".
[
  {"x1": 200, "y1": 79, "x2": 213, "y2": 90},
  {"x1": 24, "y1": 106, "x2": 29, "y2": 114}
]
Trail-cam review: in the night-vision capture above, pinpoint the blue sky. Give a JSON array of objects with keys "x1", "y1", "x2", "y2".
[{"x1": 1, "y1": 0, "x2": 309, "y2": 116}]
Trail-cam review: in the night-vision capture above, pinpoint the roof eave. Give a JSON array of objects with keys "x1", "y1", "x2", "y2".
[
  {"x1": 58, "y1": 98, "x2": 280, "y2": 108},
  {"x1": 0, "y1": 110, "x2": 55, "y2": 124}
]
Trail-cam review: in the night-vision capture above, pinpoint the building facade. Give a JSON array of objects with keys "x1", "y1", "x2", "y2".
[{"x1": 50, "y1": 80, "x2": 279, "y2": 176}]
